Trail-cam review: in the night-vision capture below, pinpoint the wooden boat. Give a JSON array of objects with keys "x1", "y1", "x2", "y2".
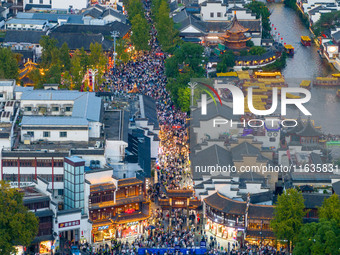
[
  {"x1": 284, "y1": 44, "x2": 294, "y2": 56},
  {"x1": 313, "y1": 77, "x2": 340, "y2": 86},
  {"x1": 300, "y1": 80, "x2": 311, "y2": 89},
  {"x1": 301, "y1": 36, "x2": 311, "y2": 46},
  {"x1": 337, "y1": 89, "x2": 340, "y2": 98}
]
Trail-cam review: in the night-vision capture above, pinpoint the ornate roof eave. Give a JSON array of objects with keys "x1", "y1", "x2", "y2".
[{"x1": 223, "y1": 38, "x2": 251, "y2": 43}]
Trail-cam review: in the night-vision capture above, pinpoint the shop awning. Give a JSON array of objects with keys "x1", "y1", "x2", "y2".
[{"x1": 31, "y1": 235, "x2": 53, "y2": 244}]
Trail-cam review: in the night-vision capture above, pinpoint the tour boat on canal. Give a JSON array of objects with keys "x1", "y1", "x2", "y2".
[
  {"x1": 313, "y1": 77, "x2": 340, "y2": 86},
  {"x1": 337, "y1": 89, "x2": 340, "y2": 98},
  {"x1": 284, "y1": 44, "x2": 294, "y2": 56},
  {"x1": 300, "y1": 80, "x2": 311, "y2": 89},
  {"x1": 301, "y1": 36, "x2": 311, "y2": 46}
]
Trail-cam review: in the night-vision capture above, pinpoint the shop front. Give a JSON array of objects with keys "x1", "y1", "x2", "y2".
[
  {"x1": 39, "y1": 240, "x2": 52, "y2": 254},
  {"x1": 92, "y1": 224, "x2": 116, "y2": 242},
  {"x1": 116, "y1": 220, "x2": 148, "y2": 239},
  {"x1": 206, "y1": 219, "x2": 244, "y2": 241}
]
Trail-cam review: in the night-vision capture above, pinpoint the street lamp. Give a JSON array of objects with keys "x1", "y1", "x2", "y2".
[
  {"x1": 111, "y1": 31, "x2": 120, "y2": 69},
  {"x1": 188, "y1": 82, "x2": 198, "y2": 107}
]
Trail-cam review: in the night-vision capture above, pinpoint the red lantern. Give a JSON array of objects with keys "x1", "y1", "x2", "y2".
[
  {"x1": 274, "y1": 28, "x2": 276, "y2": 30},
  {"x1": 281, "y1": 38, "x2": 283, "y2": 40},
  {"x1": 284, "y1": 43, "x2": 286, "y2": 45},
  {"x1": 272, "y1": 24, "x2": 274, "y2": 26},
  {"x1": 278, "y1": 33, "x2": 280, "y2": 35}
]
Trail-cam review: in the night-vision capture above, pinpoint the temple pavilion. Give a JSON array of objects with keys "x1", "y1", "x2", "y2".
[{"x1": 219, "y1": 14, "x2": 251, "y2": 50}]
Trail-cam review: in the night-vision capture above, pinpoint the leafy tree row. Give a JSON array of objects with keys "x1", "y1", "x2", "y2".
[
  {"x1": 125, "y1": 0, "x2": 151, "y2": 51},
  {"x1": 271, "y1": 189, "x2": 340, "y2": 254},
  {"x1": 29, "y1": 36, "x2": 107, "y2": 90},
  {"x1": 165, "y1": 43, "x2": 206, "y2": 112},
  {"x1": 152, "y1": 0, "x2": 180, "y2": 52}
]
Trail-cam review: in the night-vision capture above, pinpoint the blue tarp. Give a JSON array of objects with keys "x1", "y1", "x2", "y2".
[{"x1": 138, "y1": 248, "x2": 207, "y2": 254}]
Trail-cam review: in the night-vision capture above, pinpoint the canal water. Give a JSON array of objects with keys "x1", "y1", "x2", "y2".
[{"x1": 267, "y1": 3, "x2": 340, "y2": 135}]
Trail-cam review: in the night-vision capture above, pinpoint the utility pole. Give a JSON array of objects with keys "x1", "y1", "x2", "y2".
[
  {"x1": 111, "y1": 31, "x2": 120, "y2": 69},
  {"x1": 188, "y1": 82, "x2": 198, "y2": 107}
]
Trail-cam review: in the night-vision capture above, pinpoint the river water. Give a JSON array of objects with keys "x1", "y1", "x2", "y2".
[{"x1": 267, "y1": 3, "x2": 340, "y2": 135}]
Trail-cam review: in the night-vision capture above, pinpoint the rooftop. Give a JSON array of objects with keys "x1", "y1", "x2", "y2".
[{"x1": 6, "y1": 18, "x2": 48, "y2": 25}]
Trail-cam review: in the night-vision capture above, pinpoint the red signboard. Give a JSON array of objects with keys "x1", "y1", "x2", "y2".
[{"x1": 59, "y1": 220, "x2": 80, "y2": 228}]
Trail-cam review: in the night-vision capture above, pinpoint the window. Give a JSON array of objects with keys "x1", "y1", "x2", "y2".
[
  {"x1": 43, "y1": 131, "x2": 50, "y2": 138},
  {"x1": 29, "y1": 0, "x2": 33, "y2": 3},
  {"x1": 269, "y1": 137, "x2": 276, "y2": 142},
  {"x1": 60, "y1": 132, "x2": 67, "y2": 138},
  {"x1": 0, "y1": 94, "x2": 3, "y2": 98},
  {"x1": 27, "y1": 131, "x2": 34, "y2": 137},
  {"x1": 25, "y1": 106, "x2": 32, "y2": 111},
  {"x1": 52, "y1": 107, "x2": 59, "y2": 112},
  {"x1": 210, "y1": 12, "x2": 214, "y2": 18},
  {"x1": 65, "y1": 107, "x2": 72, "y2": 112},
  {"x1": 217, "y1": 12, "x2": 221, "y2": 17},
  {"x1": 39, "y1": 0, "x2": 43, "y2": 4}
]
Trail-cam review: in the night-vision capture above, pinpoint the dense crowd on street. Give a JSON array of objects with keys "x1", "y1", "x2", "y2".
[{"x1": 106, "y1": 0, "x2": 190, "y2": 192}]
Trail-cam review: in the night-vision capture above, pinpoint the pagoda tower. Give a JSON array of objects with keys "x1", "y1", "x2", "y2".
[{"x1": 220, "y1": 14, "x2": 251, "y2": 50}]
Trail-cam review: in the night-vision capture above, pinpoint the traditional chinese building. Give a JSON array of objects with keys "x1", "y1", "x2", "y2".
[
  {"x1": 286, "y1": 117, "x2": 322, "y2": 146},
  {"x1": 204, "y1": 191, "x2": 275, "y2": 246},
  {"x1": 158, "y1": 189, "x2": 201, "y2": 210},
  {"x1": 89, "y1": 178, "x2": 151, "y2": 242},
  {"x1": 219, "y1": 14, "x2": 251, "y2": 50}
]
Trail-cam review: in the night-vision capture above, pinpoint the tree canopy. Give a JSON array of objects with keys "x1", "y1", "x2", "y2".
[
  {"x1": 245, "y1": 1, "x2": 271, "y2": 38},
  {"x1": 216, "y1": 51, "x2": 235, "y2": 72},
  {"x1": 270, "y1": 188, "x2": 305, "y2": 252},
  {"x1": 152, "y1": 0, "x2": 181, "y2": 52},
  {"x1": 165, "y1": 42, "x2": 206, "y2": 112},
  {"x1": 318, "y1": 193, "x2": 340, "y2": 226},
  {"x1": 127, "y1": 0, "x2": 144, "y2": 20},
  {"x1": 130, "y1": 14, "x2": 151, "y2": 51},
  {"x1": 31, "y1": 36, "x2": 107, "y2": 91},
  {"x1": 313, "y1": 11, "x2": 340, "y2": 36},
  {"x1": 0, "y1": 181, "x2": 39, "y2": 254},
  {"x1": 0, "y1": 48, "x2": 19, "y2": 80},
  {"x1": 294, "y1": 194, "x2": 340, "y2": 254}
]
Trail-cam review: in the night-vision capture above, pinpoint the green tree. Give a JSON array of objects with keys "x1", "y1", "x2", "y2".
[
  {"x1": 60, "y1": 42, "x2": 71, "y2": 72},
  {"x1": 177, "y1": 87, "x2": 191, "y2": 112},
  {"x1": 0, "y1": 48, "x2": 19, "y2": 79},
  {"x1": 284, "y1": 0, "x2": 297, "y2": 9},
  {"x1": 29, "y1": 69, "x2": 44, "y2": 89},
  {"x1": 70, "y1": 50, "x2": 84, "y2": 91},
  {"x1": 116, "y1": 38, "x2": 131, "y2": 64},
  {"x1": 39, "y1": 36, "x2": 59, "y2": 68},
  {"x1": 127, "y1": 0, "x2": 144, "y2": 20},
  {"x1": 130, "y1": 14, "x2": 151, "y2": 51},
  {"x1": 245, "y1": 1, "x2": 271, "y2": 38},
  {"x1": 294, "y1": 219, "x2": 340, "y2": 255},
  {"x1": 249, "y1": 46, "x2": 267, "y2": 56},
  {"x1": 318, "y1": 193, "x2": 340, "y2": 226},
  {"x1": 217, "y1": 51, "x2": 235, "y2": 72},
  {"x1": 313, "y1": 11, "x2": 340, "y2": 36},
  {"x1": 155, "y1": 0, "x2": 180, "y2": 52},
  {"x1": 171, "y1": 42, "x2": 205, "y2": 76},
  {"x1": 0, "y1": 181, "x2": 39, "y2": 254},
  {"x1": 270, "y1": 189, "x2": 305, "y2": 252},
  {"x1": 79, "y1": 47, "x2": 89, "y2": 73}
]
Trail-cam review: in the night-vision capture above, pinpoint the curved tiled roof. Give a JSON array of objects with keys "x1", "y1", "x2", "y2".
[
  {"x1": 204, "y1": 191, "x2": 274, "y2": 219},
  {"x1": 204, "y1": 192, "x2": 247, "y2": 215}
]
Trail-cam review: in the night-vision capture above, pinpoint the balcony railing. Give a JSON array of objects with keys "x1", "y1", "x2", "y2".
[{"x1": 206, "y1": 210, "x2": 245, "y2": 228}]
